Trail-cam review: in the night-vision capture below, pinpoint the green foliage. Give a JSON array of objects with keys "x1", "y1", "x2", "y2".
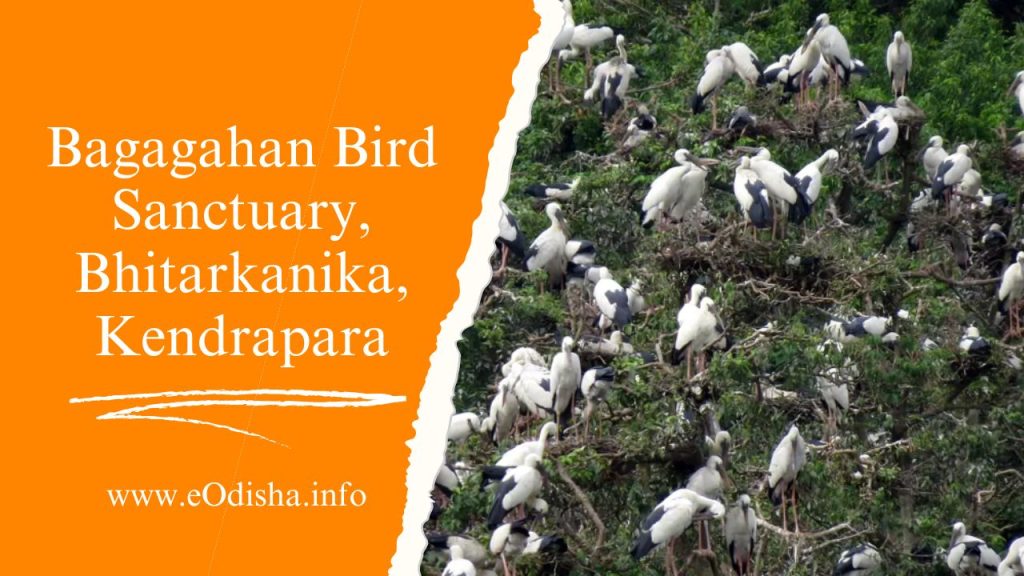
[{"x1": 430, "y1": 1, "x2": 1024, "y2": 575}]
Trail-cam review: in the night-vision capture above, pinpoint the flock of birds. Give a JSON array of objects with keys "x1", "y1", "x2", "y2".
[{"x1": 427, "y1": 2, "x2": 1024, "y2": 576}]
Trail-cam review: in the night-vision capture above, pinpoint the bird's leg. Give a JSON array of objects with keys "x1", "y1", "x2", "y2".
[
  {"x1": 687, "y1": 347, "x2": 693, "y2": 381},
  {"x1": 711, "y1": 95, "x2": 719, "y2": 131},
  {"x1": 585, "y1": 49, "x2": 593, "y2": 82},
  {"x1": 498, "y1": 245, "x2": 509, "y2": 277},
  {"x1": 502, "y1": 552, "x2": 510, "y2": 576},
  {"x1": 791, "y1": 484, "x2": 800, "y2": 534},
  {"x1": 780, "y1": 491, "x2": 788, "y2": 532},
  {"x1": 665, "y1": 538, "x2": 675, "y2": 576}
]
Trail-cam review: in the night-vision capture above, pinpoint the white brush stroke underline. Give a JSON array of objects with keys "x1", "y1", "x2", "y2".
[{"x1": 70, "y1": 388, "x2": 406, "y2": 446}]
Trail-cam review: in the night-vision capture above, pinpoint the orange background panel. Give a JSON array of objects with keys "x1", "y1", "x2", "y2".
[{"x1": 1, "y1": 2, "x2": 537, "y2": 574}]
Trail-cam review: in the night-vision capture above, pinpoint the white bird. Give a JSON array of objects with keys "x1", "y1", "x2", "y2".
[
  {"x1": 859, "y1": 109, "x2": 898, "y2": 170},
  {"x1": 673, "y1": 284, "x2": 707, "y2": 375},
  {"x1": 489, "y1": 522, "x2": 529, "y2": 576},
  {"x1": 886, "y1": 31, "x2": 912, "y2": 97},
  {"x1": 961, "y1": 169, "x2": 983, "y2": 198},
  {"x1": 501, "y1": 347, "x2": 547, "y2": 376},
  {"x1": 817, "y1": 369, "x2": 849, "y2": 436},
  {"x1": 931, "y1": 144, "x2": 973, "y2": 200},
  {"x1": 481, "y1": 378, "x2": 519, "y2": 445},
  {"x1": 669, "y1": 164, "x2": 708, "y2": 224},
  {"x1": 1010, "y1": 71, "x2": 1024, "y2": 116},
  {"x1": 786, "y1": 38, "x2": 822, "y2": 105},
  {"x1": 641, "y1": 149, "x2": 699, "y2": 227},
  {"x1": 508, "y1": 363, "x2": 555, "y2": 419},
  {"x1": 594, "y1": 268, "x2": 632, "y2": 328},
  {"x1": 834, "y1": 543, "x2": 883, "y2": 576},
  {"x1": 726, "y1": 42, "x2": 762, "y2": 86},
  {"x1": 564, "y1": 239, "x2": 596, "y2": 265},
  {"x1": 435, "y1": 460, "x2": 461, "y2": 504},
  {"x1": 686, "y1": 455, "x2": 727, "y2": 551},
  {"x1": 919, "y1": 136, "x2": 948, "y2": 179},
  {"x1": 833, "y1": 315, "x2": 892, "y2": 341},
  {"x1": 443, "y1": 545, "x2": 477, "y2": 576},
  {"x1": 725, "y1": 494, "x2": 757, "y2": 576},
  {"x1": 691, "y1": 47, "x2": 736, "y2": 129},
  {"x1": 487, "y1": 454, "x2": 544, "y2": 529},
  {"x1": 448, "y1": 412, "x2": 481, "y2": 444},
  {"x1": 959, "y1": 326, "x2": 992, "y2": 357},
  {"x1": 808, "y1": 13, "x2": 854, "y2": 101},
  {"x1": 426, "y1": 534, "x2": 490, "y2": 569},
  {"x1": 760, "y1": 54, "x2": 792, "y2": 87},
  {"x1": 627, "y1": 279, "x2": 646, "y2": 315},
  {"x1": 631, "y1": 489, "x2": 726, "y2": 575},
  {"x1": 686, "y1": 455, "x2": 725, "y2": 500},
  {"x1": 1010, "y1": 131, "x2": 1024, "y2": 161},
  {"x1": 749, "y1": 148, "x2": 812, "y2": 234},
  {"x1": 526, "y1": 202, "x2": 569, "y2": 287},
  {"x1": 623, "y1": 105, "x2": 657, "y2": 151},
  {"x1": 998, "y1": 536, "x2": 1024, "y2": 576},
  {"x1": 580, "y1": 366, "x2": 615, "y2": 432},
  {"x1": 550, "y1": 337, "x2": 581, "y2": 433},
  {"x1": 559, "y1": 23, "x2": 615, "y2": 73},
  {"x1": 675, "y1": 293, "x2": 716, "y2": 379},
  {"x1": 578, "y1": 330, "x2": 634, "y2": 357},
  {"x1": 524, "y1": 177, "x2": 579, "y2": 201},
  {"x1": 584, "y1": 34, "x2": 635, "y2": 120},
  {"x1": 486, "y1": 422, "x2": 558, "y2": 475},
  {"x1": 734, "y1": 156, "x2": 773, "y2": 230},
  {"x1": 768, "y1": 425, "x2": 806, "y2": 532},
  {"x1": 947, "y1": 522, "x2": 1001, "y2": 576},
  {"x1": 548, "y1": 0, "x2": 575, "y2": 93},
  {"x1": 795, "y1": 149, "x2": 839, "y2": 204},
  {"x1": 998, "y1": 252, "x2": 1024, "y2": 335},
  {"x1": 496, "y1": 201, "x2": 526, "y2": 275}
]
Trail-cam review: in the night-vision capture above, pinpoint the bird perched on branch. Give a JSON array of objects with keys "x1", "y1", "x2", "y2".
[
  {"x1": 725, "y1": 495, "x2": 757, "y2": 576},
  {"x1": 733, "y1": 155, "x2": 773, "y2": 231},
  {"x1": 796, "y1": 149, "x2": 839, "y2": 205},
  {"x1": 623, "y1": 105, "x2": 656, "y2": 152},
  {"x1": 442, "y1": 545, "x2": 478, "y2": 576},
  {"x1": 487, "y1": 454, "x2": 544, "y2": 529},
  {"x1": 806, "y1": 13, "x2": 854, "y2": 102},
  {"x1": 886, "y1": 31, "x2": 912, "y2": 97},
  {"x1": 947, "y1": 522, "x2": 1000, "y2": 576},
  {"x1": 1010, "y1": 71, "x2": 1024, "y2": 116},
  {"x1": 919, "y1": 136, "x2": 948, "y2": 179},
  {"x1": 767, "y1": 425, "x2": 806, "y2": 533},
  {"x1": 834, "y1": 543, "x2": 883, "y2": 576},
  {"x1": 496, "y1": 201, "x2": 525, "y2": 275},
  {"x1": 526, "y1": 202, "x2": 569, "y2": 288},
  {"x1": 594, "y1": 268, "x2": 632, "y2": 329},
  {"x1": 998, "y1": 252, "x2": 1024, "y2": 336},
  {"x1": 692, "y1": 47, "x2": 736, "y2": 130},
  {"x1": 631, "y1": 489, "x2": 726, "y2": 576},
  {"x1": 550, "y1": 337, "x2": 581, "y2": 436},
  {"x1": 585, "y1": 34, "x2": 635, "y2": 120},
  {"x1": 524, "y1": 177, "x2": 579, "y2": 201},
  {"x1": 931, "y1": 144, "x2": 973, "y2": 201},
  {"x1": 749, "y1": 147, "x2": 812, "y2": 236}
]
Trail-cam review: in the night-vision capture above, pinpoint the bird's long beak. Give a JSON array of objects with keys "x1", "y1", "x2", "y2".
[
  {"x1": 722, "y1": 470, "x2": 735, "y2": 491},
  {"x1": 801, "y1": 25, "x2": 819, "y2": 49},
  {"x1": 734, "y1": 145, "x2": 759, "y2": 153},
  {"x1": 916, "y1": 146, "x2": 928, "y2": 162}
]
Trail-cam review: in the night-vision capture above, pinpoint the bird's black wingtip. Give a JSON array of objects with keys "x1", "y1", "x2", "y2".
[{"x1": 690, "y1": 93, "x2": 706, "y2": 114}]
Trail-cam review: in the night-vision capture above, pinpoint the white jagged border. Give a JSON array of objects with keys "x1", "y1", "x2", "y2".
[{"x1": 389, "y1": 0, "x2": 564, "y2": 573}]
